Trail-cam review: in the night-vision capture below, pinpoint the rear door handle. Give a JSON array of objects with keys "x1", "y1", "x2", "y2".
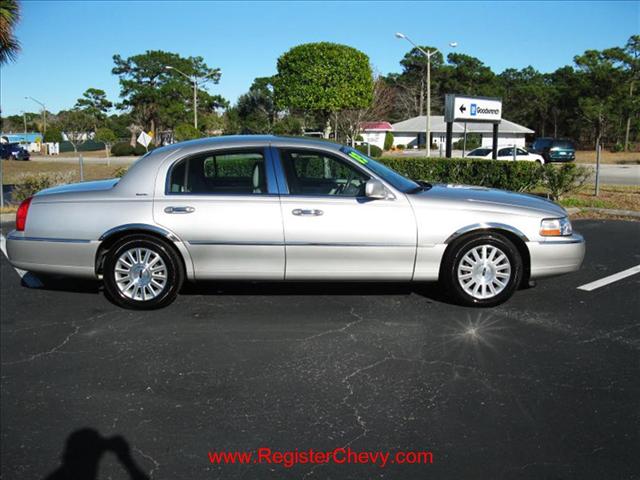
[
  {"x1": 165, "y1": 206, "x2": 195, "y2": 214},
  {"x1": 292, "y1": 208, "x2": 323, "y2": 216}
]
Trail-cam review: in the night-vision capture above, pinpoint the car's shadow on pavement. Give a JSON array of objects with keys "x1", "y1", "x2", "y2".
[
  {"x1": 28, "y1": 273, "x2": 455, "y2": 305},
  {"x1": 43, "y1": 428, "x2": 149, "y2": 480},
  {"x1": 181, "y1": 280, "x2": 452, "y2": 304}
]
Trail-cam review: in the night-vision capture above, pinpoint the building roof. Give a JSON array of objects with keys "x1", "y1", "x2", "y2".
[
  {"x1": 391, "y1": 116, "x2": 534, "y2": 134},
  {"x1": 360, "y1": 121, "x2": 393, "y2": 131}
]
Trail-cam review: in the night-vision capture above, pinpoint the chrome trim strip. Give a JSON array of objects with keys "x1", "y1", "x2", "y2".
[
  {"x1": 6, "y1": 234, "x2": 91, "y2": 244},
  {"x1": 536, "y1": 234, "x2": 585, "y2": 245},
  {"x1": 444, "y1": 222, "x2": 530, "y2": 244},
  {"x1": 99, "y1": 224, "x2": 180, "y2": 242},
  {"x1": 187, "y1": 240, "x2": 413, "y2": 247},
  {"x1": 188, "y1": 240, "x2": 284, "y2": 246}
]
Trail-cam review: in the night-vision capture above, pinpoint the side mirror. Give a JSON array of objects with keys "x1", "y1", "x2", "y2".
[{"x1": 365, "y1": 179, "x2": 387, "y2": 199}]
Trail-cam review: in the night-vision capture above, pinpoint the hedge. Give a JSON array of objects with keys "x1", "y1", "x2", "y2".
[{"x1": 378, "y1": 157, "x2": 590, "y2": 198}]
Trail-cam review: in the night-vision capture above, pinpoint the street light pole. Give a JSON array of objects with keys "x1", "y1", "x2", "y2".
[
  {"x1": 395, "y1": 33, "x2": 457, "y2": 158},
  {"x1": 25, "y1": 96, "x2": 46, "y2": 134},
  {"x1": 165, "y1": 66, "x2": 220, "y2": 130}
]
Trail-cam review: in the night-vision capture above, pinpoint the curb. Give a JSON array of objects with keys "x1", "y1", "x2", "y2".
[{"x1": 567, "y1": 207, "x2": 640, "y2": 218}]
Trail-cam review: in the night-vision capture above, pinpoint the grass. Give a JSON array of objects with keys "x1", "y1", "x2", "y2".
[
  {"x1": 2, "y1": 161, "x2": 122, "y2": 185},
  {"x1": 575, "y1": 150, "x2": 640, "y2": 165},
  {"x1": 558, "y1": 184, "x2": 640, "y2": 211}
]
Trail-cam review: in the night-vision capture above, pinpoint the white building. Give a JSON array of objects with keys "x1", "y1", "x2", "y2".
[
  {"x1": 390, "y1": 115, "x2": 534, "y2": 149},
  {"x1": 359, "y1": 122, "x2": 394, "y2": 149}
]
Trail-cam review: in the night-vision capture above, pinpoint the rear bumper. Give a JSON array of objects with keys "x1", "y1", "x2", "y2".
[
  {"x1": 527, "y1": 233, "x2": 585, "y2": 279},
  {"x1": 6, "y1": 231, "x2": 98, "y2": 278}
]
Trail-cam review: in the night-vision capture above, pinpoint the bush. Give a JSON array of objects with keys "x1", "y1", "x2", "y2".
[
  {"x1": 384, "y1": 131, "x2": 394, "y2": 151},
  {"x1": 111, "y1": 142, "x2": 134, "y2": 156},
  {"x1": 542, "y1": 163, "x2": 591, "y2": 201},
  {"x1": 396, "y1": 144, "x2": 405, "y2": 150},
  {"x1": 11, "y1": 172, "x2": 75, "y2": 203},
  {"x1": 133, "y1": 143, "x2": 155, "y2": 155},
  {"x1": 453, "y1": 133, "x2": 482, "y2": 150},
  {"x1": 356, "y1": 144, "x2": 383, "y2": 158},
  {"x1": 378, "y1": 156, "x2": 545, "y2": 192},
  {"x1": 355, "y1": 135, "x2": 364, "y2": 142},
  {"x1": 610, "y1": 143, "x2": 624, "y2": 153}
]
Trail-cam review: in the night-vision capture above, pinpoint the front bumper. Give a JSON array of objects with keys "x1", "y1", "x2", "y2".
[
  {"x1": 527, "y1": 233, "x2": 585, "y2": 279},
  {"x1": 6, "y1": 231, "x2": 99, "y2": 278}
]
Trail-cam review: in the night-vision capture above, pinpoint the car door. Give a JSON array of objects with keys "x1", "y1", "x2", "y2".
[
  {"x1": 153, "y1": 147, "x2": 285, "y2": 280},
  {"x1": 274, "y1": 147, "x2": 417, "y2": 280}
]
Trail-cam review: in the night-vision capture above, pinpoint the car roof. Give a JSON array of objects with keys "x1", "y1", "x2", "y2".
[{"x1": 150, "y1": 135, "x2": 343, "y2": 157}]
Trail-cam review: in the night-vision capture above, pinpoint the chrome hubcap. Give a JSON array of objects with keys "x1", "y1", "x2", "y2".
[
  {"x1": 457, "y1": 245, "x2": 511, "y2": 300},
  {"x1": 115, "y1": 248, "x2": 167, "y2": 301}
]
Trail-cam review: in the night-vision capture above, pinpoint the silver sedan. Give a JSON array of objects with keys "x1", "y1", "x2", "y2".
[{"x1": 6, "y1": 136, "x2": 585, "y2": 309}]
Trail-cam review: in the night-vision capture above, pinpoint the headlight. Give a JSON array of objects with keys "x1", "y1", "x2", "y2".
[{"x1": 540, "y1": 217, "x2": 572, "y2": 236}]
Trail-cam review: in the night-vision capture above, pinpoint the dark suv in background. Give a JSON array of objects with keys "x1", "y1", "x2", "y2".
[
  {"x1": 0, "y1": 143, "x2": 30, "y2": 161},
  {"x1": 531, "y1": 138, "x2": 576, "y2": 163}
]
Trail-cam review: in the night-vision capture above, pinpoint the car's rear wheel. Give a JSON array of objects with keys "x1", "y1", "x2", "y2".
[
  {"x1": 442, "y1": 232, "x2": 523, "y2": 307},
  {"x1": 103, "y1": 235, "x2": 183, "y2": 309}
]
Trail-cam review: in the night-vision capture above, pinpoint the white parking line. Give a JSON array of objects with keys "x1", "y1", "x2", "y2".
[
  {"x1": 0, "y1": 234, "x2": 43, "y2": 288},
  {"x1": 577, "y1": 265, "x2": 640, "y2": 292}
]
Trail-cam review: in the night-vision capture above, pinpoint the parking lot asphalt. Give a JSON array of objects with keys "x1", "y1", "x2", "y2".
[{"x1": 1, "y1": 220, "x2": 639, "y2": 479}]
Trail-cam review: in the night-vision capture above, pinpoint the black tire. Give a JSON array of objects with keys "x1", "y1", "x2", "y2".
[
  {"x1": 103, "y1": 235, "x2": 184, "y2": 310},
  {"x1": 441, "y1": 232, "x2": 523, "y2": 307}
]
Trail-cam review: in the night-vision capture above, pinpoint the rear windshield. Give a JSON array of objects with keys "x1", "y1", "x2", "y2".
[
  {"x1": 552, "y1": 141, "x2": 575, "y2": 149},
  {"x1": 533, "y1": 139, "x2": 552, "y2": 149}
]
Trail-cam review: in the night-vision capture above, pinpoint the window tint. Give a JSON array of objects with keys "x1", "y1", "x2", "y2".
[
  {"x1": 168, "y1": 150, "x2": 266, "y2": 194},
  {"x1": 498, "y1": 148, "x2": 513, "y2": 157},
  {"x1": 280, "y1": 150, "x2": 369, "y2": 197},
  {"x1": 469, "y1": 148, "x2": 491, "y2": 156},
  {"x1": 552, "y1": 141, "x2": 575, "y2": 149},
  {"x1": 517, "y1": 148, "x2": 529, "y2": 155}
]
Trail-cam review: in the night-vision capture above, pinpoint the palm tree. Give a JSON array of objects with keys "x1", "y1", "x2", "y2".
[{"x1": 0, "y1": 0, "x2": 21, "y2": 65}]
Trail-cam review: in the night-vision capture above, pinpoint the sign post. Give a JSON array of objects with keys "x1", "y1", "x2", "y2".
[{"x1": 444, "y1": 94, "x2": 502, "y2": 159}]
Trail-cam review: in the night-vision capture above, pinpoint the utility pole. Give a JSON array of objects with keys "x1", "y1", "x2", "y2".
[
  {"x1": 395, "y1": 33, "x2": 457, "y2": 158},
  {"x1": 25, "y1": 96, "x2": 46, "y2": 134},
  {"x1": 165, "y1": 66, "x2": 220, "y2": 130}
]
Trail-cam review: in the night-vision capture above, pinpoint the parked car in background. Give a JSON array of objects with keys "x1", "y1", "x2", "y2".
[
  {"x1": 6, "y1": 136, "x2": 584, "y2": 310},
  {"x1": 531, "y1": 138, "x2": 576, "y2": 163},
  {"x1": 0, "y1": 143, "x2": 30, "y2": 161},
  {"x1": 465, "y1": 146, "x2": 545, "y2": 164}
]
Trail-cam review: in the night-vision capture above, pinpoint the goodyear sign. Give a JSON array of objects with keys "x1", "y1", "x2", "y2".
[{"x1": 445, "y1": 94, "x2": 502, "y2": 123}]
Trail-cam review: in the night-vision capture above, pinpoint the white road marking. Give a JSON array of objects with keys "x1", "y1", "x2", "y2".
[
  {"x1": 0, "y1": 234, "x2": 43, "y2": 288},
  {"x1": 577, "y1": 264, "x2": 640, "y2": 292}
]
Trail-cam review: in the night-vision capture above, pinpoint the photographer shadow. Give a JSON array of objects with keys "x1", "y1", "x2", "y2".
[{"x1": 44, "y1": 428, "x2": 149, "y2": 480}]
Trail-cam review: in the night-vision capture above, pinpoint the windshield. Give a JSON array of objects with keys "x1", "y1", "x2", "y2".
[{"x1": 340, "y1": 147, "x2": 420, "y2": 193}]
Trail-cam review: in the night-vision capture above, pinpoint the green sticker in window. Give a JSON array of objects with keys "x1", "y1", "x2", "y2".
[{"x1": 348, "y1": 151, "x2": 369, "y2": 165}]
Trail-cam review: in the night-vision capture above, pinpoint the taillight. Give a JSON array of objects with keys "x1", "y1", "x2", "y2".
[{"x1": 16, "y1": 197, "x2": 33, "y2": 231}]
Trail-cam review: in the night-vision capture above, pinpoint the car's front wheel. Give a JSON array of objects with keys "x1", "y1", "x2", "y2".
[
  {"x1": 441, "y1": 232, "x2": 523, "y2": 307},
  {"x1": 103, "y1": 235, "x2": 184, "y2": 310}
]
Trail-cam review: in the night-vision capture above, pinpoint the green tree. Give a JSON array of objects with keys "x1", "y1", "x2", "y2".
[
  {"x1": 174, "y1": 123, "x2": 201, "y2": 141},
  {"x1": 274, "y1": 42, "x2": 374, "y2": 138},
  {"x1": 94, "y1": 127, "x2": 117, "y2": 155},
  {"x1": 0, "y1": 0, "x2": 20, "y2": 64},
  {"x1": 75, "y1": 88, "x2": 113, "y2": 129},
  {"x1": 602, "y1": 35, "x2": 640, "y2": 150},
  {"x1": 398, "y1": 46, "x2": 445, "y2": 116},
  {"x1": 112, "y1": 50, "x2": 223, "y2": 141},
  {"x1": 43, "y1": 126, "x2": 63, "y2": 143},
  {"x1": 57, "y1": 110, "x2": 92, "y2": 154}
]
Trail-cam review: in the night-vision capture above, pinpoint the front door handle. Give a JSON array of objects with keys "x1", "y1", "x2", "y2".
[
  {"x1": 292, "y1": 208, "x2": 323, "y2": 217},
  {"x1": 165, "y1": 206, "x2": 195, "y2": 214}
]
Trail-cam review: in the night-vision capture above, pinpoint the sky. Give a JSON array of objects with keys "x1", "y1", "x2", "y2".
[{"x1": 1, "y1": 0, "x2": 638, "y2": 116}]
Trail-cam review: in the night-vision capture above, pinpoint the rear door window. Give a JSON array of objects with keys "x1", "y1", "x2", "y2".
[{"x1": 168, "y1": 150, "x2": 267, "y2": 195}]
